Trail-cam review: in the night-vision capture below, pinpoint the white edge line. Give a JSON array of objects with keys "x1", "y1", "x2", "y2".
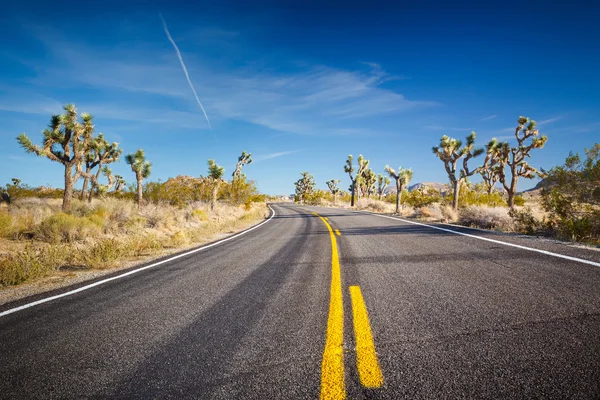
[
  {"x1": 0, "y1": 205, "x2": 276, "y2": 318},
  {"x1": 367, "y1": 212, "x2": 600, "y2": 268}
]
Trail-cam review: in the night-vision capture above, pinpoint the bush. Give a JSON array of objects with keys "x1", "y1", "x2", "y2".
[
  {"x1": 0, "y1": 210, "x2": 12, "y2": 238},
  {"x1": 35, "y1": 213, "x2": 102, "y2": 243},
  {"x1": 509, "y1": 207, "x2": 545, "y2": 235},
  {"x1": 513, "y1": 195, "x2": 526, "y2": 207},
  {"x1": 416, "y1": 205, "x2": 443, "y2": 220},
  {"x1": 402, "y1": 188, "x2": 441, "y2": 208},
  {"x1": 459, "y1": 206, "x2": 512, "y2": 230},
  {"x1": 541, "y1": 144, "x2": 600, "y2": 243},
  {"x1": 190, "y1": 209, "x2": 209, "y2": 222},
  {"x1": 77, "y1": 238, "x2": 126, "y2": 269},
  {"x1": 0, "y1": 244, "x2": 67, "y2": 286}
]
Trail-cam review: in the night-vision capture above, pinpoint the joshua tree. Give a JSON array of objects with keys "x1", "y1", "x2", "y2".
[
  {"x1": 126, "y1": 149, "x2": 152, "y2": 208},
  {"x1": 362, "y1": 169, "x2": 377, "y2": 198},
  {"x1": 385, "y1": 166, "x2": 413, "y2": 214},
  {"x1": 377, "y1": 174, "x2": 391, "y2": 200},
  {"x1": 479, "y1": 139, "x2": 502, "y2": 194},
  {"x1": 113, "y1": 175, "x2": 126, "y2": 193},
  {"x1": 490, "y1": 117, "x2": 548, "y2": 208},
  {"x1": 232, "y1": 150, "x2": 252, "y2": 180},
  {"x1": 208, "y1": 159, "x2": 225, "y2": 210},
  {"x1": 81, "y1": 134, "x2": 122, "y2": 202},
  {"x1": 432, "y1": 132, "x2": 484, "y2": 210},
  {"x1": 326, "y1": 179, "x2": 341, "y2": 202},
  {"x1": 17, "y1": 104, "x2": 95, "y2": 212},
  {"x1": 294, "y1": 172, "x2": 315, "y2": 204},
  {"x1": 344, "y1": 154, "x2": 369, "y2": 207}
]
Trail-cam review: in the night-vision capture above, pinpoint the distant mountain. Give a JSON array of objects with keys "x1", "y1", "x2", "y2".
[
  {"x1": 383, "y1": 182, "x2": 447, "y2": 195},
  {"x1": 521, "y1": 178, "x2": 549, "y2": 193},
  {"x1": 408, "y1": 182, "x2": 447, "y2": 192}
]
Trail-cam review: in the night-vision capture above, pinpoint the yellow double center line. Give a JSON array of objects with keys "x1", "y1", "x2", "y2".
[{"x1": 314, "y1": 212, "x2": 383, "y2": 399}]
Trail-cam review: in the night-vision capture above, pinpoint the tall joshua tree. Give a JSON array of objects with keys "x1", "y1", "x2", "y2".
[
  {"x1": 208, "y1": 159, "x2": 225, "y2": 211},
  {"x1": 344, "y1": 154, "x2": 369, "y2": 207},
  {"x1": 126, "y1": 149, "x2": 152, "y2": 208},
  {"x1": 377, "y1": 174, "x2": 391, "y2": 200},
  {"x1": 326, "y1": 179, "x2": 341, "y2": 202},
  {"x1": 17, "y1": 104, "x2": 95, "y2": 212},
  {"x1": 385, "y1": 166, "x2": 413, "y2": 214},
  {"x1": 432, "y1": 132, "x2": 483, "y2": 210},
  {"x1": 82, "y1": 134, "x2": 122, "y2": 202},
  {"x1": 294, "y1": 172, "x2": 315, "y2": 204},
  {"x1": 232, "y1": 150, "x2": 252, "y2": 180},
  {"x1": 491, "y1": 117, "x2": 548, "y2": 208}
]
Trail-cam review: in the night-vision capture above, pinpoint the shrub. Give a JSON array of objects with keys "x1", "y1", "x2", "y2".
[
  {"x1": 0, "y1": 210, "x2": 12, "y2": 238},
  {"x1": 459, "y1": 206, "x2": 512, "y2": 230},
  {"x1": 441, "y1": 205, "x2": 458, "y2": 223},
  {"x1": 190, "y1": 209, "x2": 209, "y2": 222},
  {"x1": 416, "y1": 205, "x2": 443, "y2": 220},
  {"x1": 541, "y1": 144, "x2": 600, "y2": 243},
  {"x1": 0, "y1": 244, "x2": 67, "y2": 286},
  {"x1": 513, "y1": 195, "x2": 526, "y2": 207},
  {"x1": 509, "y1": 207, "x2": 545, "y2": 235},
  {"x1": 77, "y1": 238, "x2": 126, "y2": 269},
  {"x1": 35, "y1": 213, "x2": 102, "y2": 243}
]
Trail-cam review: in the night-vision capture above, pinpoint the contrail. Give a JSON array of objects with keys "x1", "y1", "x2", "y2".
[{"x1": 159, "y1": 14, "x2": 212, "y2": 129}]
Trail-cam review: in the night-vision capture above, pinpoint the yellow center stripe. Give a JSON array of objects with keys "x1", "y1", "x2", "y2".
[
  {"x1": 316, "y1": 213, "x2": 346, "y2": 400},
  {"x1": 335, "y1": 229, "x2": 341, "y2": 236},
  {"x1": 349, "y1": 286, "x2": 384, "y2": 388}
]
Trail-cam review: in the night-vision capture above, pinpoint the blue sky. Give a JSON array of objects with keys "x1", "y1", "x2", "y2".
[{"x1": 1, "y1": 1, "x2": 599, "y2": 195}]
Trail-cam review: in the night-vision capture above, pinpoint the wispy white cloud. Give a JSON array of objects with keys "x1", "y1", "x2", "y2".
[
  {"x1": 481, "y1": 114, "x2": 497, "y2": 121},
  {"x1": 254, "y1": 150, "x2": 302, "y2": 162},
  {"x1": 537, "y1": 116, "x2": 562, "y2": 126},
  {"x1": 4, "y1": 24, "x2": 439, "y2": 136},
  {"x1": 160, "y1": 14, "x2": 211, "y2": 129}
]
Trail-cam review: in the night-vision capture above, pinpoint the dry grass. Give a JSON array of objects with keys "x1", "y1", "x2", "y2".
[
  {"x1": 355, "y1": 198, "x2": 396, "y2": 213},
  {"x1": 0, "y1": 198, "x2": 268, "y2": 287},
  {"x1": 458, "y1": 206, "x2": 513, "y2": 231}
]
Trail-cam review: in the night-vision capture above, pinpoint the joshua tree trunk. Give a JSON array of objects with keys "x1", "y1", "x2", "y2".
[
  {"x1": 88, "y1": 166, "x2": 103, "y2": 203},
  {"x1": 452, "y1": 179, "x2": 461, "y2": 210},
  {"x1": 63, "y1": 165, "x2": 74, "y2": 213},
  {"x1": 211, "y1": 183, "x2": 219, "y2": 211},
  {"x1": 136, "y1": 173, "x2": 143, "y2": 209},
  {"x1": 81, "y1": 173, "x2": 90, "y2": 201},
  {"x1": 395, "y1": 181, "x2": 401, "y2": 214},
  {"x1": 350, "y1": 182, "x2": 356, "y2": 207}
]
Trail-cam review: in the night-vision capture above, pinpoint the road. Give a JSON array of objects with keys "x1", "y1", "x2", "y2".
[{"x1": 1, "y1": 203, "x2": 600, "y2": 399}]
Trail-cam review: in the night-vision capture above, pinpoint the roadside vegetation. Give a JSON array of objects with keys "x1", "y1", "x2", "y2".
[
  {"x1": 0, "y1": 104, "x2": 268, "y2": 288},
  {"x1": 293, "y1": 116, "x2": 599, "y2": 246}
]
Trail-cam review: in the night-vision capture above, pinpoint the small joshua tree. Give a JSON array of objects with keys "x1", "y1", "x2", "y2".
[
  {"x1": 344, "y1": 154, "x2": 369, "y2": 207},
  {"x1": 377, "y1": 174, "x2": 391, "y2": 200},
  {"x1": 17, "y1": 104, "x2": 95, "y2": 212},
  {"x1": 113, "y1": 175, "x2": 126, "y2": 193},
  {"x1": 81, "y1": 134, "x2": 122, "y2": 202},
  {"x1": 126, "y1": 149, "x2": 152, "y2": 208},
  {"x1": 491, "y1": 117, "x2": 548, "y2": 208},
  {"x1": 294, "y1": 172, "x2": 315, "y2": 204},
  {"x1": 208, "y1": 159, "x2": 225, "y2": 211},
  {"x1": 479, "y1": 139, "x2": 502, "y2": 194},
  {"x1": 432, "y1": 132, "x2": 483, "y2": 210},
  {"x1": 326, "y1": 179, "x2": 341, "y2": 203},
  {"x1": 362, "y1": 169, "x2": 377, "y2": 198},
  {"x1": 385, "y1": 166, "x2": 413, "y2": 214},
  {"x1": 232, "y1": 150, "x2": 252, "y2": 180}
]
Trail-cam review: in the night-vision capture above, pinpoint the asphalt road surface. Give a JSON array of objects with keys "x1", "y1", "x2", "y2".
[{"x1": 2, "y1": 203, "x2": 600, "y2": 399}]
